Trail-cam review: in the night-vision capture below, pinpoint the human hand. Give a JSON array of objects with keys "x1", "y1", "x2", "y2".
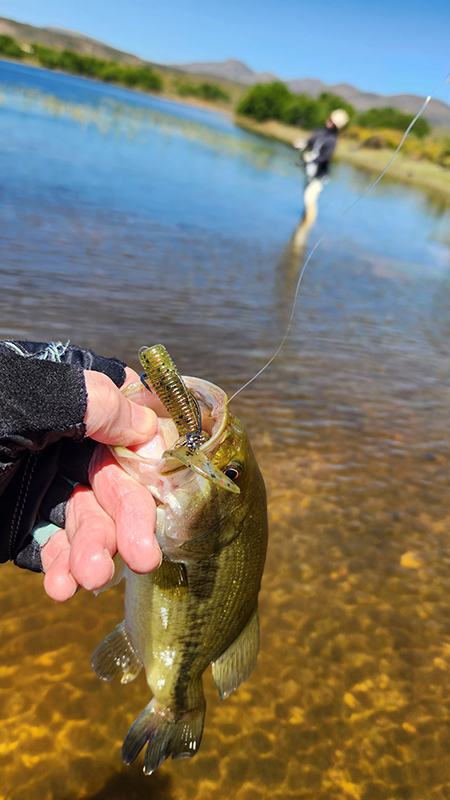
[{"x1": 41, "y1": 368, "x2": 161, "y2": 602}]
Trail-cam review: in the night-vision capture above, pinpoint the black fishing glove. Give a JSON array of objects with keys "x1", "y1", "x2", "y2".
[{"x1": 0, "y1": 340, "x2": 126, "y2": 572}]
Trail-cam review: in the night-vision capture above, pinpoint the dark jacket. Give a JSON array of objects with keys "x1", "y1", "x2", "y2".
[
  {"x1": 0, "y1": 340, "x2": 126, "y2": 571},
  {"x1": 306, "y1": 126, "x2": 338, "y2": 179}
]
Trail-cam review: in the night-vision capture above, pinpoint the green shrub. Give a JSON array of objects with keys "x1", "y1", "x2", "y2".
[
  {"x1": 0, "y1": 35, "x2": 24, "y2": 59},
  {"x1": 33, "y1": 44, "x2": 64, "y2": 69},
  {"x1": 237, "y1": 81, "x2": 292, "y2": 122},
  {"x1": 197, "y1": 82, "x2": 229, "y2": 102},
  {"x1": 437, "y1": 137, "x2": 450, "y2": 166},
  {"x1": 32, "y1": 45, "x2": 162, "y2": 92},
  {"x1": 129, "y1": 66, "x2": 162, "y2": 91},
  {"x1": 177, "y1": 81, "x2": 230, "y2": 102},
  {"x1": 355, "y1": 107, "x2": 431, "y2": 138},
  {"x1": 281, "y1": 94, "x2": 315, "y2": 125},
  {"x1": 237, "y1": 83, "x2": 354, "y2": 128}
]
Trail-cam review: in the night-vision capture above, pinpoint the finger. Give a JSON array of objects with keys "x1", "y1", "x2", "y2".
[
  {"x1": 90, "y1": 447, "x2": 161, "y2": 574},
  {"x1": 84, "y1": 370, "x2": 157, "y2": 446},
  {"x1": 65, "y1": 484, "x2": 117, "y2": 591},
  {"x1": 41, "y1": 530, "x2": 78, "y2": 602},
  {"x1": 123, "y1": 367, "x2": 141, "y2": 387}
]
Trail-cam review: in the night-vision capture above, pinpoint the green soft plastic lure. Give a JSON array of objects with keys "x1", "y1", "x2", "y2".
[{"x1": 139, "y1": 344, "x2": 239, "y2": 494}]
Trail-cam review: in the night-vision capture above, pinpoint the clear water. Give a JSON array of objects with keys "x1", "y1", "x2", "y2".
[{"x1": 0, "y1": 59, "x2": 450, "y2": 800}]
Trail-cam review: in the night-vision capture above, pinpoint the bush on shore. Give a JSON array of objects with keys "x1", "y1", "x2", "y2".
[
  {"x1": 355, "y1": 107, "x2": 431, "y2": 138},
  {"x1": 31, "y1": 45, "x2": 163, "y2": 91},
  {"x1": 0, "y1": 34, "x2": 24, "y2": 59},
  {"x1": 346, "y1": 124, "x2": 450, "y2": 167},
  {"x1": 236, "y1": 81, "x2": 354, "y2": 128},
  {"x1": 177, "y1": 82, "x2": 230, "y2": 103}
]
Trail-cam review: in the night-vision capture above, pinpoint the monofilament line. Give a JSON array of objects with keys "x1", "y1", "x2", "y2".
[{"x1": 227, "y1": 73, "x2": 449, "y2": 405}]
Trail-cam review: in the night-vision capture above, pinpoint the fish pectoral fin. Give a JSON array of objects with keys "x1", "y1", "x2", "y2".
[
  {"x1": 122, "y1": 697, "x2": 206, "y2": 775},
  {"x1": 93, "y1": 554, "x2": 126, "y2": 596},
  {"x1": 91, "y1": 621, "x2": 142, "y2": 684},
  {"x1": 212, "y1": 607, "x2": 260, "y2": 700}
]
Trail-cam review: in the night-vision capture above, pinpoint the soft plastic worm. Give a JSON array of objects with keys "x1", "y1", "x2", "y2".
[
  {"x1": 139, "y1": 344, "x2": 201, "y2": 439},
  {"x1": 139, "y1": 344, "x2": 239, "y2": 494}
]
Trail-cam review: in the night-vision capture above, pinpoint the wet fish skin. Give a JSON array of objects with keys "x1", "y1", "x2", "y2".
[{"x1": 92, "y1": 378, "x2": 268, "y2": 775}]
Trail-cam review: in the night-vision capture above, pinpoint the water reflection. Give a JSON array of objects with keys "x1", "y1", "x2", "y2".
[{"x1": 1, "y1": 62, "x2": 450, "y2": 799}]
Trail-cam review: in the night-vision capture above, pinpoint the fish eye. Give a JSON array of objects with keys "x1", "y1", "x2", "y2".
[{"x1": 223, "y1": 464, "x2": 242, "y2": 481}]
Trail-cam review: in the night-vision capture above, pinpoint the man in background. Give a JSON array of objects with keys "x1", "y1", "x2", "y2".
[{"x1": 293, "y1": 108, "x2": 349, "y2": 227}]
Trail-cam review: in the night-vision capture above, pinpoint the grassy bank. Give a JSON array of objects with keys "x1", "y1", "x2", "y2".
[
  {"x1": 236, "y1": 116, "x2": 450, "y2": 200},
  {"x1": 0, "y1": 34, "x2": 243, "y2": 111},
  {"x1": 1, "y1": 31, "x2": 449, "y2": 199}
]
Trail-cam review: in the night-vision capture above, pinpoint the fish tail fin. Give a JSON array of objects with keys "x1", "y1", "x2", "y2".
[
  {"x1": 91, "y1": 621, "x2": 142, "y2": 684},
  {"x1": 122, "y1": 698, "x2": 206, "y2": 775}
]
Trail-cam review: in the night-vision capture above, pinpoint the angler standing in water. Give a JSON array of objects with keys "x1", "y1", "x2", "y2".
[{"x1": 293, "y1": 108, "x2": 349, "y2": 228}]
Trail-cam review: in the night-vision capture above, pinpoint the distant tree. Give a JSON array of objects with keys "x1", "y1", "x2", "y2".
[
  {"x1": 33, "y1": 44, "x2": 63, "y2": 69},
  {"x1": 281, "y1": 94, "x2": 315, "y2": 125},
  {"x1": 128, "y1": 66, "x2": 162, "y2": 91},
  {"x1": 316, "y1": 92, "x2": 354, "y2": 123},
  {"x1": 177, "y1": 82, "x2": 230, "y2": 102},
  {"x1": 32, "y1": 44, "x2": 162, "y2": 92},
  {"x1": 237, "y1": 83, "x2": 354, "y2": 128},
  {"x1": 237, "y1": 82, "x2": 291, "y2": 121},
  {"x1": 356, "y1": 107, "x2": 431, "y2": 137},
  {"x1": 0, "y1": 35, "x2": 24, "y2": 59}
]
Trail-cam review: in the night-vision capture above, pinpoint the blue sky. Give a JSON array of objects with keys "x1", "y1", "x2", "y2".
[{"x1": 2, "y1": 0, "x2": 449, "y2": 103}]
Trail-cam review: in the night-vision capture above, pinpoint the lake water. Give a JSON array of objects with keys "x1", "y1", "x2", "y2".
[{"x1": 1, "y1": 59, "x2": 450, "y2": 800}]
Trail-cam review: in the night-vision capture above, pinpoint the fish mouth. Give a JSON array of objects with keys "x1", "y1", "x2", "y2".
[
  {"x1": 121, "y1": 375, "x2": 229, "y2": 455},
  {"x1": 112, "y1": 376, "x2": 234, "y2": 495},
  {"x1": 182, "y1": 376, "x2": 229, "y2": 453}
]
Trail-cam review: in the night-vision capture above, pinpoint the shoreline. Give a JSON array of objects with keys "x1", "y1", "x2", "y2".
[
  {"x1": 0, "y1": 55, "x2": 235, "y2": 116},
  {"x1": 2, "y1": 57, "x2": 449, "y2": 200},
  {"x1": 235, "y1": 116, "x2": 450, "y2": 201}
]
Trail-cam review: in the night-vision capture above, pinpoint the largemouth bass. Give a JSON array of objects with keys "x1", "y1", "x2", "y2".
[{"x1": 92, "y1": 345, "x2": 268, "y2": 774}]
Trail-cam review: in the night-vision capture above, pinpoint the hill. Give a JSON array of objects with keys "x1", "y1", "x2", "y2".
[
  {"x1": 0, "y1": 16, "x2": 145, "y2": 65},
  {"x1": 170, "y1": 58, "x2": 279, "y2": 86},
  {"x1": 174, "y1": 60, "x2": 450, "y2": 129},
  {"x1": 1, "y1": 16, "x2": 449, "y2": 129}
]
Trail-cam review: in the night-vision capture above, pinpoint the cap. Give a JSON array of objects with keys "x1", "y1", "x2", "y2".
[{"x1": 329, "y1": 109, "x2": 349, "y2": 129}]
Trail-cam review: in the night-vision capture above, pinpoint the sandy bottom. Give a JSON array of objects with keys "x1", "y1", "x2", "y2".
[{"x1": 2, "y1": 426, "x2": 450, "y2": 800}]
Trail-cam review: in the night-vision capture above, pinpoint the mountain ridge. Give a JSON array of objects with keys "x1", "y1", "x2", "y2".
[
  {"x1": 1, "y1": 17, "x2": 449, "y2": 128},
  {"x1": 173, "y1": 59, "x2": 450, "y2": 128}
]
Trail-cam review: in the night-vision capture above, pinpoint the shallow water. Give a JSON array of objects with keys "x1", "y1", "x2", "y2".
[{"x1": 1, "y1": 60, "x2": 450, "y2": 800}]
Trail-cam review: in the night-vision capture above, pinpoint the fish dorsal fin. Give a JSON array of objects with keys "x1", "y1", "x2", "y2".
[
  {"x1": 160, "y1": 444, "x2": 240, "y2": 494},
  {"x1": 211, "y1": 607, "x2": 260, "y2": 700}
]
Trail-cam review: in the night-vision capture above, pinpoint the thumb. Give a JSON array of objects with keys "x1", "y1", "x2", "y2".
[{"x1": 83, "y1": 370, "x2": 157, "y2": 446}]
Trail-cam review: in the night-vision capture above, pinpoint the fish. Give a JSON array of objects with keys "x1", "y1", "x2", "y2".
[{"x1": 91, "y1": 345, "x2": 268, "y2": 775}]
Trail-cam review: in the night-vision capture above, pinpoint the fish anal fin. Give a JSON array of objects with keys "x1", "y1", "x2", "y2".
[
  {"x1": 121, "y1": 698, "x2": 206, "y2": 775},
  {"x1": 91, "y1": 621, "x2": 142, "y2": 684},
  {"x1": 212, "y1": 607, "x2": 260, "y2": 700}
]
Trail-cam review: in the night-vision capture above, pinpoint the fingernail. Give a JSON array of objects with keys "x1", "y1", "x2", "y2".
[
  {"x1": 153, "y1": 544, "x2": 163, "y2": 570},
  {"x1": 83, "y1": 552, "x2": 114, "y2": 591}
]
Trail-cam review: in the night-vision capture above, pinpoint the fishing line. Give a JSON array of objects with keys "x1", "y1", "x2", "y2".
[{"x1": 227, "y1": 73, "x2": 450, "y2": 405}]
